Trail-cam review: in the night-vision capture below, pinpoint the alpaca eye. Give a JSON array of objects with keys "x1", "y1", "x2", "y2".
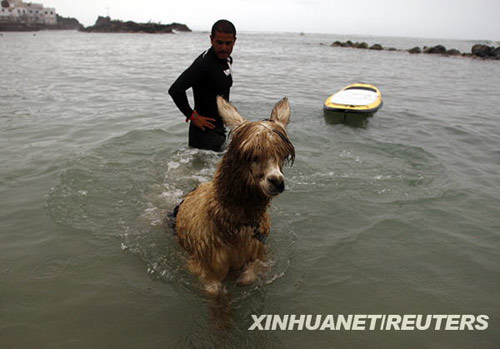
[{"x1": 251, "y1": 156, "x2": 260, "y2": 163}]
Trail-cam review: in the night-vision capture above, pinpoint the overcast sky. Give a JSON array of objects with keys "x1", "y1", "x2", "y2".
[{"x1": 43, "y1": 0, "x2": 499, "y2": 41}]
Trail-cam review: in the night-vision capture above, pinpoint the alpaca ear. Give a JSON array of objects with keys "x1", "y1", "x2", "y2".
[
  {"x1": 217, "y1": 96, "x2": 246, "y2": 129},
  {"x1": 270, "y1": 97, "x2": 291, "y2": 127}
]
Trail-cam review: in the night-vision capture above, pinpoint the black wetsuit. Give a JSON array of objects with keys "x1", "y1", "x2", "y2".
[{"x1": 168, "y1": 47, "x2": 233, "y2": 151}]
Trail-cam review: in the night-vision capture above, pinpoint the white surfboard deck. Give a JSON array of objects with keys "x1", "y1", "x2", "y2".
[{"x1": 330, "y1": 89, "x2": 378, "y2": 106}]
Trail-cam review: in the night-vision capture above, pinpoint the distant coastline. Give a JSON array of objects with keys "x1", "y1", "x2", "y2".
[
  {"x1": 79, "y1": 16, "x2": 191, "y2": 34},
  {"x1": 1, "y1": 1, "x2": 189, "y2": 33},
  {"x1": 0, "y1": 15, "x2": 191, "y2": 34}
]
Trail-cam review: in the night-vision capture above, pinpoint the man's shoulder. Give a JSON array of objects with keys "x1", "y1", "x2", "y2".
[
  {"x1": 195, "y1": 48, "x2": 214, "y2": 62},
  {"x1": 188, "y1": 49, "x2": 212, "y2": 70},
  {"x1": 190, "y1": 48, "x2": 232, "y2": 77}
]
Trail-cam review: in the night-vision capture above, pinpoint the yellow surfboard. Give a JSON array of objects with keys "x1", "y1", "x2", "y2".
[{"x1": 324, "y1": 83, "x2": 383, "y2": 115}]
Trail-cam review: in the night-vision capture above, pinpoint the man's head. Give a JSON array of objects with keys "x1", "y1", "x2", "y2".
[{"x1": 210, "y1": 19, "x2": 236, "y2": 60}]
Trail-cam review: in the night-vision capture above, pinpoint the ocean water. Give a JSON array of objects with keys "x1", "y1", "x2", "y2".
[{"x1": 1, "y1": 30, "x2": 499, "y2": 348}]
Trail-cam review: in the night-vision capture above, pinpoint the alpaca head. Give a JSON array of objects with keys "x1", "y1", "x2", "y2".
[{"x1": 217, "y1": 96, "x2": 295, "y2": 198}]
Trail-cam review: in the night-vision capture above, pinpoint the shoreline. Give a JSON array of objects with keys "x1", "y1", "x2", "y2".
[{"x1": 0, "y1": 16, "x2": 190, "y2": 34}]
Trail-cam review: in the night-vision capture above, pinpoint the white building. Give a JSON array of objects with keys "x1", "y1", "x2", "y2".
[{"x1": 0, "y1": 0, "x2": 57, "y2": 25}]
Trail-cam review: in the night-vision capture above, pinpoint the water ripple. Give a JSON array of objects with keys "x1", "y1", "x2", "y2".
[{"x1": 30, "y1": 256, "x2": 76, "y2": 280}]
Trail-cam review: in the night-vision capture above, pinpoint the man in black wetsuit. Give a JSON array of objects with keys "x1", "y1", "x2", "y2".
[{"x1": 168, "y1": 20, "x2": 236, "y2": 151}]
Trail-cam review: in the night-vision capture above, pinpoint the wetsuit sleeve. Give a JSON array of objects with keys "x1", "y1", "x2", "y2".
[{"x1": 168, "y1": 60, "x2": 203, "y2": 119}]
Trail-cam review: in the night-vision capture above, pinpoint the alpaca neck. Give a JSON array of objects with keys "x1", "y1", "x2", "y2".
[{"x1": 214, "y1": 165, "x2": 270, "y2": 222}]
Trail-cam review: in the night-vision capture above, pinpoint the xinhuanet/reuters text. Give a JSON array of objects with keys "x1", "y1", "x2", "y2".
[{"x1": 248, "y1": 314, "x2": 489, "y2": 331}]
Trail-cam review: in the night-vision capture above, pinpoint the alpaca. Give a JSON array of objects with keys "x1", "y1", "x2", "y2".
[{"x1": 172, "y1": 96, "x2": 295, "y2": 295}]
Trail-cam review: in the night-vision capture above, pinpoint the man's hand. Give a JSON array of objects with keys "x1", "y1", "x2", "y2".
[{"x1": 190, "y1": 110, "x2": 216, "y2": 131}]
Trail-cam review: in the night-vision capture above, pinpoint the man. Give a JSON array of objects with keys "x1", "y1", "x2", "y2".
[{"x1": 168, "y1": 19, "x2": 236, "y2": 151}]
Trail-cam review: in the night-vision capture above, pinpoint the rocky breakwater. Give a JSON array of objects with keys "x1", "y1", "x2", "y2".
[
  {"x1": 328, "y1": 40, "x2": 500, "y2": 60},
  {"x1": 80, "y1": 16, "x2": 191, "y2": 34}
]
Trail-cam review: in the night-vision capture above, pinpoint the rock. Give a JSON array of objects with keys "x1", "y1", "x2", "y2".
[
  {"x1": 470, "y1": 45, "x2": 500, "y2": 59},
  {"x1": 56, "y1": 15, "x2": 83, "y2": 30},
  {"x1": 446, "y1": 49, "x2": 461, "y2": 56},
  {"x1": 408, "y1": 47, "x2": 421, "y2": 54},
  {"x1": 492, "y1": 47, "x2": 500, "y2": 58},
  {"x1": 0, "y1": 23, "x2": 37, "y2": 31},
  {"x1": 369, "y1": 44, "x2": 383, "y2": 50},
  {"x1": 423, "y1": 45, "x2": 447, "y2": 54},
  {"x1": 471, "y1": 44, "x2": 493, "y2": 57},
  {"x1": 434, "y1": 45, "x2": 447, "y2": 54},
  {"x1": 331, "y1": 41, "x2": 343, "y2": 47},
  {"x1": 353, "y1": 42, "x2": 369, "y2": 49}
]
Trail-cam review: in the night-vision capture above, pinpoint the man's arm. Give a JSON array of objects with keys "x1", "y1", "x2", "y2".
[
  {"x1": 168, "y1": 60, "x2": 216, "y2": 130},
  {"x1": 168, "y1": 64, "x2": 198, "y2": 119}
]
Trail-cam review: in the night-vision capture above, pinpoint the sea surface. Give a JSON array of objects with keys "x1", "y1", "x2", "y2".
[{"x1": 1, "y1": 30, "x2": 499, "y2": 348}]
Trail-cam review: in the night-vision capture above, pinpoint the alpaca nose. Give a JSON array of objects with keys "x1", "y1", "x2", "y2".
[{"x1": 268, "y1": 175, "x2": 285, "y2": 193}]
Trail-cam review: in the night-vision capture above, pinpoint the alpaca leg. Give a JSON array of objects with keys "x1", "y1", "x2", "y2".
[
  {"x1": 204, "y1": 280, "x2": 226, "y2": 295},
  {"x1": 236, "y1": 259, "x2": 268, "y2": 286},
  {"x1": 236, "y1": 267, "x2": 256, "y2": 286},
  {"x1": 203, "y1": 268, "x2": 229, "y2": 295},
  {"x1": 187, "y1": 258, "x2": 228, "y2": 295}
]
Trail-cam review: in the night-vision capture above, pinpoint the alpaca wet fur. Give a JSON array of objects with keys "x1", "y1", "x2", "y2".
[{"x1": 173, "y1": 96, "x2": 294, "y2": 295}]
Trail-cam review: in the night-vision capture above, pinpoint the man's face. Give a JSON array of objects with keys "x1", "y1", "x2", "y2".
[{"x1": 210, "y1": 31, "x2": 236, "y2": 60}]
